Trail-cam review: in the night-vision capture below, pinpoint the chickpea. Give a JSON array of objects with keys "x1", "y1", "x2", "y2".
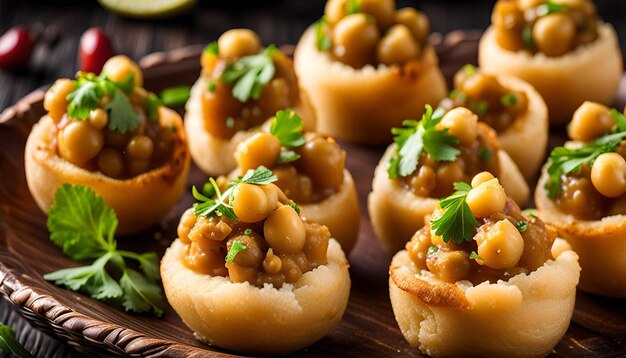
[
  {"x1": 232, "y1": 183, "x2": 271, "y2": 223},
  {"x1": 608, "y1": 196, "x2": 626, "y2": 216},
  {"x1": 324, "y1": 0, "x2": 348, "y2": 24},
  {"x1": 591, "y1": 153, "x2": 626, "y2": 198},
  {"x1": 408, "y1": 165, "x2": 436, "y2": 197},
  {"x1": 228, "y1": 233, "x2": 266, "y2": 267},
  {"x1": 395, "y1": 8, "x2": 430, "y2": 43},
  {"x1": 516, "y1": 0, "x2": 544, "y2": 10},
  {"x1": 332, "y1": 14, "x2": 380, "y2": 69},
  {"x1": 475, "y1": 219, "x2": 524, "y2": 270},
  {"x1": 218, "y1": 29, "x2": 262, "y2": 58},
  {"x1": 97, "y1": 148, "x2": 124, "y2": 178},
  {"x1": 569, "y1": 102, "x2": 614, "y2": 142},
  {"x1": 295, "y1": 135, "x2": 345, "y2": 192},
  {"x1": 438, "y1": 107, "x2": 478, "y2": 145},
  {"x1": 44, "y1": 79, "x2": 75, "y2": 123},
  {"x1": 492, "y1": 1, "x2": 525, "y2": 51},
  {"x1": 426, "y1": 250, "x2": 470, "y2": 283},
  {"x1": 532, "y1": 13, "x2": 576, "y2": 57},
  {"x1": 105, "y1": 129, "x2": 132, "y2": 150},
  {"x1": 126, "y1": 135, "x2": 154, "y2": 160},
  {"x1": 58, "y1": 121, "x2": 104, "y2": 165},
  {"x1": 259, "y1": 78, "x2": 291, "y2": 116},
  {"x1": 359, "y1": 0, "x2": 395, "y2": 31},
  {"x1": 263, "y1": 248, "x2": 282, "y2": 274},
  {"x1": 435, "y1": 162, "x2": 464, "y2": 192},
  {"x1": 177, "y1": 208, "x2": 197, "y2": 243},
  {"x1": 376, "y1": 24, "x2": 421, "y2": 66},
  {"x1": 101, "y1": 55, "x2": 143, "y2": 87},
  {"x1": 235, "y1": 133, "x2": 281, "y2": 172},
  {"x1": 127, "y1": 159, "x2": 150, "y2": 176},
  {"x1": 260, "y1": 184, "x2": 280, "y2": 213},
  {"x1": 188, "y1": 216, "x2": 232, "y2": 245},
  {"x1": 89, "y1": 108, "x2": 108, "y2": 130},
  {"x1": 471, "y1": 171, "x2": 495, "y2": 188},
  {"x1": 264, "y1": 205, "x2": 306, "y2": 254},
  {"x1": 466, "y1": 178, "x2": 507, "y2": 218}
]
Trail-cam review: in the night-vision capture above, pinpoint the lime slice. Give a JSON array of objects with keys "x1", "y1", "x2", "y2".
[{"x1": 98, "y1": 0, "x2": 197, "y2": 18}]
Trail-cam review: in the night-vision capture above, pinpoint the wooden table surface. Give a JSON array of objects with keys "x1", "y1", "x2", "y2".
[{"x1": 1, "y1": 1, "x2": 626, "y2": 357}]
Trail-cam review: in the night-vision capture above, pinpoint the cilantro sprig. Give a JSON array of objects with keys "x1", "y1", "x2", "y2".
[
  {"x1": 315, "y1": 17, "x2": 332, "y2": 52},
  {"x1": 0, "y1": 325, "x2": 33, "y2": 358},
  {"x1": 44, "y1": 184, "x2": 164, "y2": 317},
  {"x1": 221, "y1": 45, "x2": 279, "y2": 102},
  {"x1": 545, "y1": 111, "x2": 626, "y2": 198},
  {"x1": 388, "y1": 105, "x2": 460, "y2": 179},
  {"x1": 270, "y1": 109, "x2": 307, "y2": 164},
  {"x1": 430, "y1": 182, "x2": 480, "y2": 245},
  {"x1": 226, "y1": 241, "x2": 248, "y2": 263}
]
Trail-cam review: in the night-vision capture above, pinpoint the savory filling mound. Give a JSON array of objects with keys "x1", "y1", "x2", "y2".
[
  {"x1": 546, "y1": 102, "x2": 626, "y2": 219},
  {"x1": 200, "y1": 29, "x2": 300, "y2": 139},
  {"x1": 406, "y1": 172, "x2": 554, "y2": 284},
  {"x1": 177, "y1": 167, "x2": 330, "y2": 288},
  {"x1": 235, "y1": 110, "x2": 345, "y2": 204},
  {"x1": 315, "y1": 0, "x2": 430, "y2": 68},
  {"x1": 440, "y1": 65, "x2": 528, "y2": 133},
  {"x1": 388, "y1": 106, "x2": 500, "y2": 198},
  {"x1": 44, "y1": 55, "x2": 174, "y2": 179},
  {"x1": 492, "y1": 0, "x2": 598, "y2": 57}
]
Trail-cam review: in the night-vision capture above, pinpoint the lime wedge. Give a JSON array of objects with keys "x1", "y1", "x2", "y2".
[{"x1": 98, "y1": 0, "x2": 197, "y2": 18}]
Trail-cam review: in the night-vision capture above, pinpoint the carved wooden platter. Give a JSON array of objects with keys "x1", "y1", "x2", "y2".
[{"x1": 1, "y1": 31, "x2": 626, "y2": 357}]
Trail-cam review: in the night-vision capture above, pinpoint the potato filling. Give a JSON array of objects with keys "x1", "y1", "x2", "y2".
[
  {"x1": 318, "y1": 0, "x2": 430, "y2": 68},
  {"x1": 548, "y1": 102, "x2": 626, "y2": 219},
  {"x1": 492, "y1": 0, "x2": 598, "y2": 57},
  {"x1": 43, "y1": 56, "x2": 174, "y2": 179},
  {"x1": 200, "y1": 29, "x2": 301, "y2": 139},
  {"x1": 406, "y1": 172, "x2": 555, "y2": 284},
  {"x1": 440, "y1": 66, "x2": 528, "y2": 132},
  {"x1": 178, "y1": 179, "x2": 330, "y2": 288}
]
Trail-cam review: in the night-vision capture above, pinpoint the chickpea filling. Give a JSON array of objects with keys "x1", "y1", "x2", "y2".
[
  {"x1": 492, "y1": 0, "x2": 598, "y2": 57},
  {"x1": 440, "y1": 66, "x2": 528, "y2": 132},
  {"x1": 549, "y1": 102, "x2": 626, "y2": 219},
  {"x1": 318, "y1": 0, "x2": 431, "y2": 68},
  {"x1": 407, "y1": 172, "x2": 555, "y2": 284},
  {"x1": 200, "y1": 29, "x2": 301, "y2": 139},
  {"x1": 178, "y1": 180, "x2": 330, "y2": 288},
  {"x1": 44, "y1": 56, "x2": 175, "y2": 179}
]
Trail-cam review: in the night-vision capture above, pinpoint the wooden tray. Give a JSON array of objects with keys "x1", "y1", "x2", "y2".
[{"x1": 1, "y1": 31, "x2": 626, "y2": 357}]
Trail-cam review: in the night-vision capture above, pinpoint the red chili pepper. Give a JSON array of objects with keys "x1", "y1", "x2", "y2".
[
  {"x1": 0, "y1": 26, "x2": 34, "y2": 70},
  {"x1": 79, "y1": 27, "x2": 114, "y2": 74}
]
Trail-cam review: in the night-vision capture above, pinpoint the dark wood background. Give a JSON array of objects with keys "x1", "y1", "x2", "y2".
[{"x1": 1, "y1": 1, "x2": 626, "y2": 357}]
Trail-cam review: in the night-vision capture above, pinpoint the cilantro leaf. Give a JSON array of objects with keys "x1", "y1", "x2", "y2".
[
  {"x1": 119, "y1": 268, "x2": 164, "y2": 317},
  {"x1": 500, "y1": 93, "x2": 518, "y2": 106},
  {"x1": 221, "y1": 45, "x2": 279, "y2": 102},
  {"x1": 67, "y1": 81, "x2": 101, "y2": 120},
  {"x1": 236, "y1": 166, "x2": 278, "y2": 185},
  {"x1": 315, "y1": 17, "x2": 332, "y2": 52},
  {"x1": 388, "y1": 105, "x2": 459, "y2": 179},
  {"x1": 278, "y1": 150, "x2": 301, "y2": 164},
  {"x1": 47, "y1": 184, "x2": 117, "y2": 260},
  {"x1": 610, "y1": 109, "x2": 626, "y2": 132},
  {"x1": 146, "y1": 93, "x2": 163, "y2": 121},
  {"x1": 270, "y1": 109, "x2": 306, "y2": 147},
  {"x1": 226, "y1": 241, "x2": 248, "y2": 263},
  {"x1": 516, "y1": 220, "x2": 529, "y2": 233},
  {"x1": 159, "y1": 86, "x2": 191, "y2": 107},
  {"x1": 537, "y1": 1, "x2": 568, "y2": 17},
  {"x1": 288, "y1": 201, "x2": 301, "y2": 215},
  {"x1": 469, "y1": 251, "x2": 482, "y2": 260},
  {"x1": 204, "y1": 41, "x2": 219, "y2": 56},
  {"x1": 345, "y1": 0, "x2": 360, "y2": 15},
  {"x1": 106, "y1": 90, "x2": 140, "y2": 133},
  {"x1": 0, "y1": 325, "x2": 34, "y2": 358},
  {"x1": 430, "y1": 182, "x2": 480, "y2": 245},
  {"x1": 522, "y1": 24, "x2": 535, "y2": 49}
]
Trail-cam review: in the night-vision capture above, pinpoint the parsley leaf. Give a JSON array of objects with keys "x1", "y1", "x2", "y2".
[
  {"x1": 522, "y1": 208, "x2": 538, "y2": 217},
  {"x1": 469, "y1": 251, "x2": 482, "y2": 260},
  {"x1": 388, "y1": 105, "x2": 459, "y2": 179},
  {"x1": 226, "y1": 241, "x2": 248, "y2": 263},
  {"x1": 159, "y1": 86, "x2": 191, "y2": 107},
  {"x1": 278, "y1": 150, "x2": 301, "y2": 164},
  {"x1": 288, "y1": 201, "x2": 301, "y2": 215},
  {"x1": 146, "y1": 93, "x2": 163, "y2": 121},
  {"x1": 221, "y1": 45, "x2": 279, "y2": 102},
  {"x1": 610, "y1": 109, "x2": 626, "y2": 132},
  {"x1": 516, "y1": 220, "x2": 529, "y2": 233},
  {"x1": 0, "y1": 325, "x2": 33, "y2": 358},
  {"x1": 204, "y1": 41, "x2": 219, "y2": 56},
  {"x1": 234, "y1": 165, "x2": 279, "y2": 186},
  {"x1": 66, "y1": 81, "x2": 101, "y2": 119},
  {"x1": 315, "y1": 17, "x2": 332, "y2": 52},
  {"x1": 270, "y1": 109, "x2": 306, "y2": 147},
  {"x1": 105, "y1": 90, "x2": 140, "y2": 133},
  {"x1": 119, "y1": 268, "x2": 164, "y2": 317},
  {"x1": 430, "y1": 182, "x2": 480, "y2": 245}
]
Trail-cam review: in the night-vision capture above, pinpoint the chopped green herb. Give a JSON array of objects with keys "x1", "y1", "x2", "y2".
[
  {"x1": 278, "y1": 150, "x2": 301, "y2": 164},
  {"x1": 44, "y1": 184, "x2": 164, "y2": 317},
  {"x1": 204, "y1": 41, "x2": 219, "y2": 56},
  {"x1": 226, "y1": 241, "x2": 248, "y2": 263},
  {"x1": 610, "y1": 109, "x2": 626, "y2": 132},
  {"x1": 516, "y1": 220, "x2": 529, "y2": 233},
  {"x1": 479, "y1": 148, "x2": 493, "y2": 162},
  {"x1": 207, "y1": 79, "x2": 217, "y2": 92},
  {"x1": 225, "y1": 117, "x2": 235, "y2": 128},
  {"x1": 159, "y1": 85, "x2": 191, "y2": 107},
  {"x1": 430, "y1": 182, "x2": 480, "y2": 245},
  {"x1": 537, "y1": 1, "x2": 568, "y2": 17},
  {"x1": 388, "y1": 105, "x2": 459, "y2": 179},
  {"x1": 522, "y1": 24, "x2": 535, "y2": 49},
  {"x1": 427, "y1": 246, "x2": 439, "y2": 256},
  {"x1": 469, "y1": 251, "x2": 482, "y2": 260},
  {"x1": 345, "y1": 0, "x2": 360, "y2": 15},
  {"x1": 0, "y1": 324, "x2": 34, "y2": 358},
  {"x1": 522, "y1": 208, "x2": 538, "y2": 217},
  {"x1": 463, "y1": 64, "x2": 477, "y2": 76},
  {"x1": 270, "y1": 109, "x2": 306, "y2": 147},
  {"x1": 315, "y1": 17, "x2": 332, "y2": 52},
  {"x1": 221, "y1": 45, "x2": 279, "y2": 102},
  {"x1": 146, "y1": 93, "x2": 162, "y2": 121},
  {"x1": 500, "y1": 93, "x2": 518, "y2": 106},
  {"x1": 244, "y1": 229, "x2": 252, "y2": 235},
  {"x1": 288, "y1": 201, "x2": 301, "y2": 215},
  {"x1": 106, "y1": 90, "x2": 140, "y2": 133},
  {"x1": 470, "y1": 100, "x2": 489, "y2": 115}
]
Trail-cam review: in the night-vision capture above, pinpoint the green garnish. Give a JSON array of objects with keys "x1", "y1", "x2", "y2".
[
  {"x1": 288, "y1": 201, "x2": 301, "y2": 215},
  {"x1": 537, "y1": 1, "x2": 568, "y2": 17},
  {"x1": 204, "y1": 41, "x2": 219, "y2": 56},
  {"x1": 44, "y1": 184, "x2": 164, "y2": 317},
  {"x1": 0, "y1": 325, "x2": 33, "y2": 358},
  {"x1": 388, "y1": 105, "x2": 459, "y2": 179},
  {"x1": 159, "y1": 85, "x2": 191, "y2": 107},
  {"x1": 106, "y1": 90, "x2": 140, "y2": 133},
  {"x1": 469, "y1": 251, "x2": 482, "y2": 260},
  {"x1": 545, "y1": 114, "x2": 626, "y2": 197},
  {"x1": 278, "y1": 151, "x2": 301, "y2": 164},
  {"x1": 463, "y1": 64, "x2": 477, "y2": 76},
  {"x1": 207, "y1": 79, "x2": 217, "y2": 92},
  {"x1": 345, "y1": 0, "x2": 360, "y2": 14},
  {"x1": 270, "y1": 109, "x2": 306, "y2": 164},
  {"x1": 244, "y1": 228, "x2": 252, "y2": 235},
  {"x1": 522, "y1": 208, "x2": 538, "y2": 217},
  {"x1": 226, "y1": 117, "x2": 235, "y2": 128},
  {"x1": 427, "y1": 246, "x2": 439, "y2": 256},
  {"x1": 193, "y1": 166, "x2": 278, "y2": 219},
  {"x1": 226, "y1": 241, "x2": 248, "y2": 263},
  {"x1": 479, "y1": 148, "x2": 493, "y2": 162},
  {"x1": 470, "y1": 100, "x2": 489, "y2": 115},
  {"x1": 430, "y1": 182, "x2": 480, "y2": 245},
  {"x1": 146, "y1": 93, "x2": 163, "y2": 121},
  {"x1": 522, "y1": 24, "x2": 535, "y2": 49},
  {"x1": 221, "y1": 45, "x2": 279, "y2": 102},
  {"x1": 500, "y1": 93, "x2": 518, "y2": 106},
  {"x1": 315, "y1": 17, "x2": 332, "y2": 52},
  {"x1": 516, "y1": 220, "x2": 529, "y2": 233}
]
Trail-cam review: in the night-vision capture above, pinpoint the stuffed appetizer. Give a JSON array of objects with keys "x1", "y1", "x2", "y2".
[
  {"x1": 440, "y1": 64, "x2": 548, "y2": 179},
  {"x1": 25, "y1": 55, "x2": 190, "y2": 235},
  {"x1": 536, "y1": 101, "x2": 626, "y2": 297},
  {"x1": 390, "y1": 172, "x2": 580, "y2": 357},
  {"x1": 231, "y1": 109, "x2": 360, "y2": 253},
  {"x1": 479, "y1": 0, "x2": 623, "y2": 124},
  {"x1": 186, "y1": 29, "x2": 316, "y2": 176},
  {"x1": 161, "y1": 167, "x2": 350, "y2": 354},
  {"x1": 368, "y1": 106, "x2": 529, "y2": 252},
  {"x1": 294, "y1": 0, "x2": 447, "y2": 144}
]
